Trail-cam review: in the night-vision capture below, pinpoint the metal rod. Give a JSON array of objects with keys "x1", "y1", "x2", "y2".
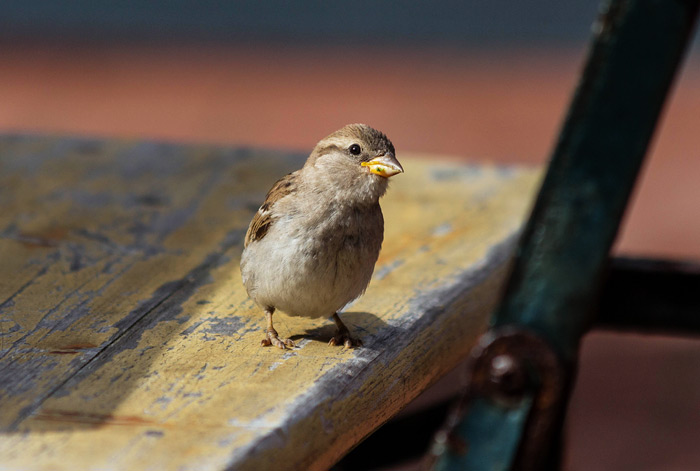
[
  {"x1": 431, "y1": 0, "x2": 700, "y2": 469},
  {"x1": 596, "y1": 257, "x2": 700, "y2": 335},
  {"x1": 491, "y1": 0, "x2": 700, "y2": 363}
]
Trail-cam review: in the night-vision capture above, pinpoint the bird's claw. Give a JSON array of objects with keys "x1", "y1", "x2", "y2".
[
  {"x1": 262, "y1": 331, "x2": 295, "y2": 349},
  {"x1": 328, "y1": 333, "x2": 362, "y2": 349}
]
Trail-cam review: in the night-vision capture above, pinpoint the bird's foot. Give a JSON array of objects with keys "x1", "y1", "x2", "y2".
[
  {"x1": 328, "y1": 330, "x2": 362, "y2": 349},
  {"x1": 261, "y1": 330, "x2": 295, "y2": 349}
]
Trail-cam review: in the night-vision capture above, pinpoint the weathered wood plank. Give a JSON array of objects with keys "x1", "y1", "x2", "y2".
[
  {"x1": 0, "y1": 136, "x2": 300, "y2": 430},
  {"x1": 0, "y1": 135, "x2": 540, "y2": 470}
]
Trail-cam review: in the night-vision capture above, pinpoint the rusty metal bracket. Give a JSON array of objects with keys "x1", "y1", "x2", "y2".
[
  {"x1": 426, "y1": 328, "x2": 565, "y2": 471},
  {"x1": 473, "y1": 329, "x2": 566, "y2": 469}
]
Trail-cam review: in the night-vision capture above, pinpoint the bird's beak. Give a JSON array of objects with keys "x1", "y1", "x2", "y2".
[{"x1": 361, "y1": 153, "x2": 404, "y2": 178}]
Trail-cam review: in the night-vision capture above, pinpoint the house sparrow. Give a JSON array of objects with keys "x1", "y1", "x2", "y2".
[{"x1": 240, "y1": 124, "x2": 403, "y2": 349}]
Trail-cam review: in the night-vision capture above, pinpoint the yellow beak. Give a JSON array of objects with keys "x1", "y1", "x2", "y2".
[{"x1": 361, "y1": 153, "x2": 404, "y2": 178}]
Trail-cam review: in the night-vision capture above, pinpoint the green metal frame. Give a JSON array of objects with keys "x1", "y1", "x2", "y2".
[{"x1": 429, "y1": 0, "x2": 700, "y2": 469}]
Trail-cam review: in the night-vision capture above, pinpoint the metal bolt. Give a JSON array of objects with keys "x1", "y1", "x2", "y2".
[{"x1": 488, "y1": 353, "x2": 528, "y2": 400}]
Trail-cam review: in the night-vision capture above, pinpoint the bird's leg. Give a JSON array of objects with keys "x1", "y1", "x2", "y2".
[
  {"x1": 261, "y1": 308, "x2": 295, "y2": 349},
  {"x1": 328, "y1": 313, "x2": 362, "y2": 348}
]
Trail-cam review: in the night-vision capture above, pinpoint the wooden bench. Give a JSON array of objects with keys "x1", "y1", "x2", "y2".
[{"x1": 0, "y1": 135, "x2": 539, "y2": 470}]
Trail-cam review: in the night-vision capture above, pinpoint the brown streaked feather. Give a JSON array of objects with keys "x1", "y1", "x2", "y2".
[{"x1": 244, "y1": 171, "x2": 298, "y2": 247}]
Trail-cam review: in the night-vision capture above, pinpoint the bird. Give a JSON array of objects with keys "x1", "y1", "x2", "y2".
[{"x1": 240, "y1": 124, "x2": 403, "y2": 349}]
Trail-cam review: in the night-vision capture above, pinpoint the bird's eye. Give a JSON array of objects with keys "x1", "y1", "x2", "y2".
[{"x1": 349, "y1": 144, "x2": 362, "y2": 155}]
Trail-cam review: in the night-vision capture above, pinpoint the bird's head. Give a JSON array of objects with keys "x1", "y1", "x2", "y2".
[{"x1": 305, "y1": 124, "x2": 403, "y2": 203}]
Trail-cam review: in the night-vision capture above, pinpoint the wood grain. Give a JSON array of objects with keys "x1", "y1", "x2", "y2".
[{"x1": 0, "y1": 135, "x2": 540, "y2": 470}]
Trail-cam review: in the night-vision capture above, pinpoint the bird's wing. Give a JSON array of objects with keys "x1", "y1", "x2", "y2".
[{"x1": 244, "y1": 171, "x2": 299, "y2": 247}]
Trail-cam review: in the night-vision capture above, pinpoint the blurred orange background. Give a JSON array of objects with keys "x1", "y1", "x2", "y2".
[{"x1": 3, "y1": 42, "x2": 700, "y2": 259}]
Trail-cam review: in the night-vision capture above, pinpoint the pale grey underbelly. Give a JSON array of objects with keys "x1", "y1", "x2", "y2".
[{"x1": 241, "y1": 226, "x2": 381, "y2": 318}]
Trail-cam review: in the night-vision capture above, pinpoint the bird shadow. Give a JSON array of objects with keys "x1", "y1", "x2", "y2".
[{"x1": 291, "y1": 311, "x2": 404, "y2": 352}]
